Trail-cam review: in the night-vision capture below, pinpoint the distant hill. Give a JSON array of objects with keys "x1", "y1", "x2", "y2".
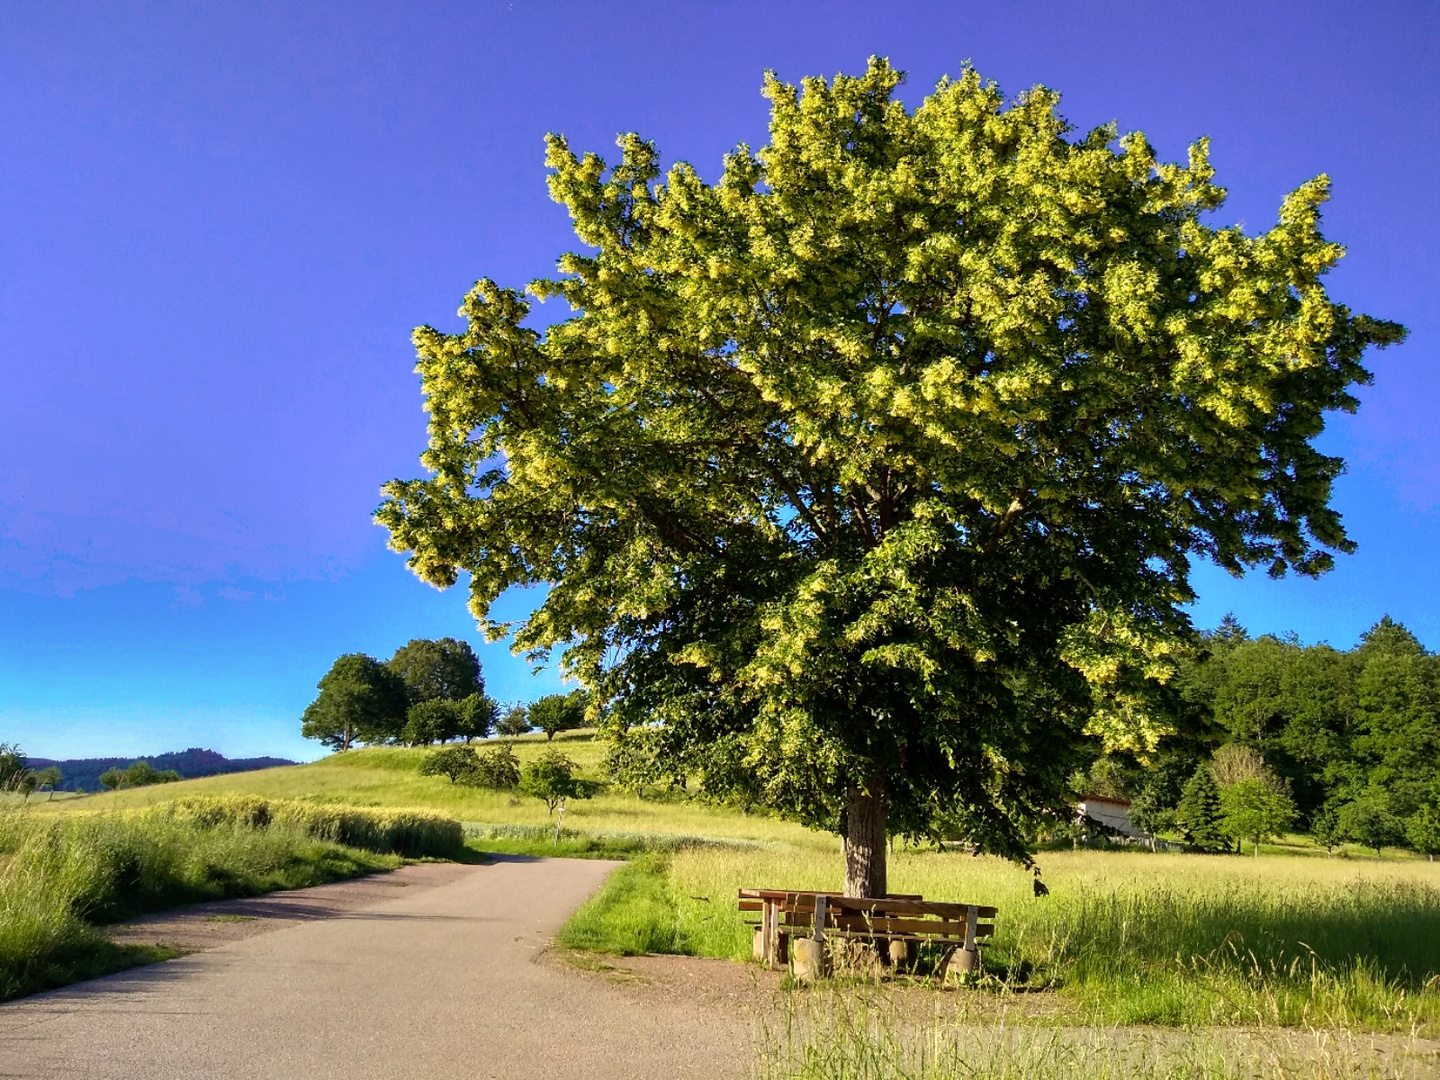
[{"x1": 26, "y1": 748, "x2": 297, "y2": 792}]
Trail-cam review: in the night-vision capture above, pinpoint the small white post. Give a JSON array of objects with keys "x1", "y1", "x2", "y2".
[{"x1": 554, "y1": 799, "x2": 565, "y2": 847}]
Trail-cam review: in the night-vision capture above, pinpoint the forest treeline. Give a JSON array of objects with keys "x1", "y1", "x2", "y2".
[{"x1": 1098, "y1": 615, "x2": 1440, "y2": 856}]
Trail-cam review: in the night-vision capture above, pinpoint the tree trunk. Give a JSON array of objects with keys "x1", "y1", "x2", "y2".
[{"x1": 843, "y1": 777, "x2": 888, "y2": 898}]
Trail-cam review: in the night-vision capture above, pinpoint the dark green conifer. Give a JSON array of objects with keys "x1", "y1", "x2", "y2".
[{"x1": 1175, "y1": 765, "x2": 1228, "y2": 852}]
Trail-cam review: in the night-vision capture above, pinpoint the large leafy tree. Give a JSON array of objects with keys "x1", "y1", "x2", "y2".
[
  {"x1": 378, "y1": 60, "x2": 1402, "y2": 896},
  {"x1": 301, "y1": 654, "x2": 410, "y2": 751},
  {"x1": 387, "y1": 638, "x2": 485, "y2": 704}
]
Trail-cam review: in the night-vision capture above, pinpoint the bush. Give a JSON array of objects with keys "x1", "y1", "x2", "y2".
[
  {"x1": 418, "y1": 746, "x2": 481, "y2": 784},
  {"x1": 472, "y1": 745, "x2": 521, "y2": 789}
]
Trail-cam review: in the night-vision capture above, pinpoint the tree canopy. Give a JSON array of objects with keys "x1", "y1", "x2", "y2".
[
  {"x1": 386, "y1": 637, "x2": 485, "y2": 704},
  {"x1": 378, "y1": 59, "x2": 1402, "y2": 895},
  {"x1": 300, "y1": 653, "x2": 409, "y2": 751},
  {"x1": 528, "y1": 691, "x2": 589, "y2": 740}
]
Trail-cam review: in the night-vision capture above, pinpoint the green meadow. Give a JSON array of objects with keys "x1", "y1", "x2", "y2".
[{"x1": 25, "y1": 733, "x2": 1440, "y2": 1071}]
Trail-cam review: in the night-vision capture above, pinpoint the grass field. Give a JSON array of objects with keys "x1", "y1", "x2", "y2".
[
  {"x1": 42, "y1": 732, "x2": 823, "y2": 848},
  {"x1": 30, "y1": 734, "x2": 1440, "y2": 1050}
]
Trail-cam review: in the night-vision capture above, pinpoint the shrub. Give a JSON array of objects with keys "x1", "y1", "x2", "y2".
[
  {"x1": 472, "y1": 745, "x2": 521, "y2": 789},
  {"x1": 418, "y1": 746, "x2": 481, "y2": 784},
  {"x1": 1339, "y1": 795, "x2": 1406, "y2": 857}
]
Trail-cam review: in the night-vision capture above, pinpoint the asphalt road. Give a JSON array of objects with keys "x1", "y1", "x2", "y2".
[{"x1": 0, "y1": 856, "x2": 751, "y2": 1080}]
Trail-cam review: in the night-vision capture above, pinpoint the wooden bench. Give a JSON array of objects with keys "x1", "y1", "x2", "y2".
[{"x1": 739, "y1": 888, "x2": 998, "y2": 976}]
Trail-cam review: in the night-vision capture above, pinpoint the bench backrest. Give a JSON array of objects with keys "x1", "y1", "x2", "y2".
[{"x1": 738, "y1": 888, "x2": 998, "y2": 939}]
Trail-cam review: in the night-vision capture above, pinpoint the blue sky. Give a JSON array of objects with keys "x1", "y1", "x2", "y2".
[{"x1": 1, "y1": 1, "x2": 1436, "y2": 761}]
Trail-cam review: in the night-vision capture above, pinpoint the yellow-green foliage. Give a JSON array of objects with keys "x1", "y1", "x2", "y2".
[
  {"x1": 0, "y1": 801, "x2": 398, "y2": 1000},
  {"x1": 160, "y1": 796, "x2": 463, "y2": 858}
]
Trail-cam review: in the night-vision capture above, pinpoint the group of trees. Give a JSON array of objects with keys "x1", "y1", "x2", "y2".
[
  {"x1": 301, "y1": 638, "x2": 590, "y2": 752},
  {"x1": 417, "y1": 744, "x2": 588, "y2": 814},
  {"x1": 1099, "y1": 616, "x2": 1440, "y2": 858},
  {"x1": 0, "y1": 743, "x2": 62, "y2": 800},
  {"x1": 98, "y1": 760, "x2": 181, "y2": 791},
  {"x1": 301, "y1": 638, "x2": 494, "y2": 750}
]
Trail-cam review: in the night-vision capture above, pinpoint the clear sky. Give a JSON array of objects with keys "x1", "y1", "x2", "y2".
[{"x1": 1, "y1": 1, "x2": 1436, "y2": 762}]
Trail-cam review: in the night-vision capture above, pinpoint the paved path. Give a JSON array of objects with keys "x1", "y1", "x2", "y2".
[{"x1": 0, "y1": 857, "x2": 754, "y2": 1080}]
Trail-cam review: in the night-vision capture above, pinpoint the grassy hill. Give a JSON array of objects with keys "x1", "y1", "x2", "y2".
[{"x1": 38, "y1": 732, "x2": 827, "y2": 850}]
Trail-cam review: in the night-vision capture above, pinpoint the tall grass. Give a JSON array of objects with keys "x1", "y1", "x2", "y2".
[
  {"x1": 759, "y1": 988, "x2": 1439, "y2": 1079},
  {"x1": 563, "y1": 846, "x2": 1440, "y2": 1035},
  {"x1": 161, "y1": 795, "x2": 464, "y2": 858},
  {"x1": 0, "y1": 796, "x2": 468, "y2": 1000}
]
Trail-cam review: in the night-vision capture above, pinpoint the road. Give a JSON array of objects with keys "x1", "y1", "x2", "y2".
[{"x1": 0, "y1": 856, "x2": 754, "y2": 1080}]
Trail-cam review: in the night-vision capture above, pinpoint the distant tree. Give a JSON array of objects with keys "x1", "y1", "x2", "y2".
[
  {"x1": 1338, "y1": 794, "x2": 1406, "y2": 858},
  {"x1": 1175, "y1": 765, "x2": 1228, "y2": 852},
  {"x1": 1220, "y1": 777, "x2": 1297, "y2": 855},
  {"x1": 0, "y1": 743, "x2": 27, "y2": 790},
  {"x1": 99, "y1": 761, "x2": 182, "y2": 790},
  {"x1": 418, "y1": 746, "x2": 481, "y2": 785},
  {"x1": 301, "y1": 654, "x2": 409, "y2": 751},
  {"x1": 402, "y1": 699, "x2": 462, "y2": 745},
  {"x1": 386, "y1": 638, "x2": 484, "y2": 704},
  {"x1": 1128, "y1": 760, "x2": 1191, "y2": 841},
  {"x1": 472, "y1": 745, "x2": 521, "y2": 789},
  {"x1": 1406, "y1": 805, "x2": 1440, "y2": 862},
  {"x1": 1212, "y1": 614, "x2": 1249, "y2": 643},
  {"x1": 1350, "y1": 620, "x2": 1439, "y2": 818},
  {"x1": 518, "y1": 749, "x2": 584, "y2": 815},
  {"x1": 32, "y1": 765, "x2": 62, "y2": 799},
  {"x1": 1128, "y1": 754, "x2": 1199, "y2": 841},
  {"x1": 495, "y1": 704, "x2": 532, "y2": 737},
  {"x1": 1209, "y1": 743, "x2": 1272, "y2": 789},
  {"x1": 528, "y1": 691, "x2": 588, "y2": 741},
  {"x1": 1085, "y1": 756, "x2": 1129, "y2": 800},
  {"x1": 456, "y1": 693, "x2": 499, "y2": 743},
  {"x1": 1310, "y1": 804, "x2": 1344, "y2": 854}
]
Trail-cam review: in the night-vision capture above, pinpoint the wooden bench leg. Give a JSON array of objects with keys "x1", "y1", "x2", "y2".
[
  {"x1": 933, "y1": 944, "x2": 959, "y2": 981},
  {"x1": 887, "y1": 938, "x2": 916, "y2": 970}
]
